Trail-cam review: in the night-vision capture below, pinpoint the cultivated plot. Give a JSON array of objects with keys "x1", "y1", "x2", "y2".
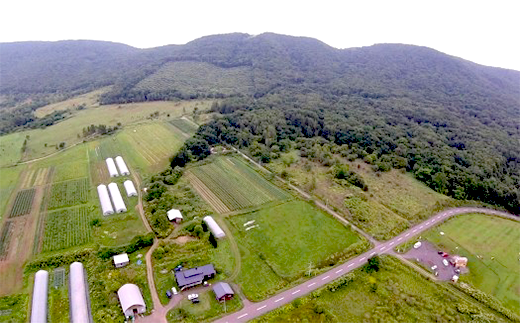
[
  {"x1": 41, "y1": 206, "x2": 93, "y2": 252},
  {"x1": 169, "y1": 118, "x2": 199, "y2": 135},
  {"x1": 47, "y1": 178, "x2": 89, "y2": 210},
  {"x1": 423, "y1": 213, "x2": 520, "y2": 312},
  {"x1": 189, "y1": 157, "x2": 291, "y2": 213},
  {"x1": 9, "y1": 188, "x2": 36, "y2": 218},
  {"x1": 0, "y1": 221, "x2": 14, "y2": 260}
]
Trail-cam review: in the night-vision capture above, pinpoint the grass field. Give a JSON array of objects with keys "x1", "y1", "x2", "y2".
[
  {"x1": 228, "y1": 200, "x2": 367, "y2": 300},
  {"x1": 153, "y1": 238, "x2": 235, "y2": 305},
  {"x1": 33, "y1": 144, "x2": 88, "y2": 182},
  {"x1": 0, "y1": 132, "x2": 26, "y2": 166},
  {"x1": 422, "y1": 213, "x2": 520, "y2": 312},
  {"x1": 0, "y1": 294, "x2": 28, "y2": 323},
  {"x1": 189, "y1": 157, "x2": 291, "y2": 213},
  {"x1": 253, "y1": 256, "x2": 508, "y2": 322},
  {"x1": 167, "y1": 289, "x2": 242, "y2": 323},
  {"x1": 169, "y1": 118, "x2": 199, "y2": 135},
  {"x1": 9, "y1": 188, "x2": 36, "y2": 218},
  {"x1": 133, "y1": 61, "x2": 254, "y2": 96},
  {"x1": 41, "y1": 206, "x2": 93, "y2": 252},
  {"x1": 34, "y1": 87, "x2": 107, "y2": 118},
  {"x1": 47, "y1": 178, "x2": 89, "y2": 210},
  {"x1": 0, "y1": 166, "x2": 24, "y2": 217}
]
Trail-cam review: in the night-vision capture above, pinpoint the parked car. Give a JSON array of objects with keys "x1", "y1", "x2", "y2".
[
  {"x1": 166, "y1": 290, "x2": 173, "y2": 299},
  {"x1": 413, "y1": 242, "x2": 422, "y2": 249},
  {"x1": 171, "y1": 287, "x2": 178, "y2": 295},
  {"x1": 188, "y1": 294, "x2": 199, "y2": 301},
  {"x1": 454, "y1": 268, "x2": 461, "y2": 274},
  {"x1": 443, "y1": 259, "x2": 449, "y2": 266},
  {"x1": 174, "y1": 265, "x2": 183, "y2": 272},
  {"x1": 431, "y1": 265, "x2": 437, "y2": 270},
  {"x1": 191, "y1": 298, "x2": 200, "y2": 304}
]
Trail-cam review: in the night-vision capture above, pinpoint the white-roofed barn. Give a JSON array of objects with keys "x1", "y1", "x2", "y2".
[
  {"x1": 97, "y1": 184, "x2": 114, "y2": 216},
  {"x1": 117, "y1": 284, "x2": 146, "y2": 317},
  {"x1": 167, "y1": 209, "x2": 183, "y2": 223},
  {"x1": 203, "y1": 216, "x2": 226, "y2": 239},
  {"x1": 69, "y1": 262, "x2": 92, "y2": 323},
  {"x1": 115, "y1": 156, "x2": 130, "y2": 176},
  {"x1": 106, "y1": 158, "x2": 119, "y2": 177},
  {"x1": 123, "y1": 180, "x2": 138, "y2": 197},
  {"x1": 108, "y1": 183, "x2": 127, "y2": 213},
  {"x1": 30, "y1": 270, "x2": 49, "y2": 323}
]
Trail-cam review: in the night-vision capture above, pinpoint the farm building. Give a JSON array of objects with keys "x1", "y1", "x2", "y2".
[
  {"x1": 106, "y1": 158, "x2": 119, "y2": 177},
  {"x1": 69, "y1": 262, "x2": 92, "y2": 323},
  {"x1": 30, "y1": 270, "x2": 49, "y2": 323},
  {"x1": 123, "y1": 180, "x2": 138, "y2": 197},
  {"x1": 117, "y1": 284, "x2": 146, "y2": 317},
  {"x1": 212, "y1": 282, "x2": 234, "y2": 302},
  {"x1": 113, "y1": 253, "x2": 130, "y2": 268},
  {"x1": 115, "y1": 156, "x2": 130, "y2": 176},
  {"x1": 203, "y1": 216, "x2": 226, "y2": 239},
  {"x1": 167, "y1": 209, "x2": 183, "y2": 223},
  {"x1": 175, "y1": 264, "x2": 216, "y2": 290},
  {"x1": 108, "y1": 183, "x2": 127, "y2": 213},
  {"x1": 97, "y1": 184, "x2": 114, "y2": 216}
]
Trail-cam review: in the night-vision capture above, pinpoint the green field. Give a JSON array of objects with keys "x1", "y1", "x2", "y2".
[
  {"x1": 33, "y1": 144, "x2": 88, "y2": 182},
  {"x1": 0, "y1": 166, "x2": 24, "y2": 217},
  {"x1": 169, "y1": 118, "x2": 199, "y2": 135},
  {"x1": 0, "y1": 294, "x2": 28, "y2": 323},
  {"x1": 189, "y1": 157, "x2": 291, "y2": 213},
  {"x1": 168, "y1": 289, "x2": 242, "y2": 323},
  {"x1": 423, "y1": 213, "x2": 520, "y2": 312},
  {"x1": 0, "y1": 132, "x2": 26, "y2": 166},
  {"x1": 41, "y1": 206, "x2": 93, "y2": 252},
  {"x1": 228, "y1": 200, "x2": 367, "y2": 300},
  {"x1": 34, "y1": 87, "x2": 107, "y2": 118},
  {"x1": 47, "y1": 178, "x2": 89, "y2": 210},
  {"x1": 253, "y1": 256, "x2": 508, "y2": 322},
  {"x1": 9, "y1": 188, "x2": 35, "y2": 218}
]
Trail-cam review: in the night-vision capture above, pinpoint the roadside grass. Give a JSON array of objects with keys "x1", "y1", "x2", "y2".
[
  {"x1": 167, "y1": 289, "x2": 242, "y2": 323},
  {"x1": 0, "y1": 132, "x2": 26, "y2": 166},
  {"x1": 228, "y1": 200, "x2": 368, "y2": 300},
  {"x1": 34, "y1": 87, "x2": 107, "y2": 118},
  {"x1": 153, "y1": 238, "x2": 235, "y2": 305},
  {"x1": 266, "y1": 153, "x2": 453, "y2": 240},
  {"x1": 22, "y1": 99, "x2": 210, "y2": 160},
  {"x1": 253, "y1": 256, "x2": 508, "y2": 322},
  {"x1": 420, "y1": 213, "x2": 520, "y2": 312},
  {"x1": 0, "y1": 166, "x2": 24, "y2": 218}
]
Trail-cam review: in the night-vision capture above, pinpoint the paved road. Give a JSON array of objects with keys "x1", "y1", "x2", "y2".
[{"x1": 213, "y1": 207, "x2": 517, "y2": 323}]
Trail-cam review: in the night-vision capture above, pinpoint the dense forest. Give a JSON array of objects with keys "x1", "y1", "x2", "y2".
[{"x1": 1, "y1": 33, "x2": 519, "y2": 212}]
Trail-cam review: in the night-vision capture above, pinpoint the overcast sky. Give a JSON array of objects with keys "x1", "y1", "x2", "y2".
[{"x1": 1, "y1": 0, "x2": 519, "y2": 71}]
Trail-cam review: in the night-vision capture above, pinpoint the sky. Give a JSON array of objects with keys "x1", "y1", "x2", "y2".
[{"x1": 1, "y1": 0, "x2": 519, "y2": 71}]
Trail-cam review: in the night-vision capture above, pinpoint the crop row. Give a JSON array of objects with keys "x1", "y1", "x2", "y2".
[
  {"x1": 9, "y1": 188, "x2": 36, "y2": 218},
  {"x1": 48, "y1": 178, "x2": 89, "y2": 210},
  {"x1": 0, "y1": 221, "x2": 14, "y2": 260},
  {"x1": 42, "y1": 206, "x2": 92, "y2": 252},
  {"x1": 169, "y1": 119, "x2": 198, "y2": 134},
  {"x1": 190, "y1": 158, "x2": 289, "y2": 211}
]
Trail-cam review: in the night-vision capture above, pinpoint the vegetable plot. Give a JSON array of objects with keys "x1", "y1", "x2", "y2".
[
  {"x1": 48, "y1": 178, "x2": 89, "y2": 210},
  {"x1": 41, "y1": 206, "x2": 92, "y2": 252},
  {"x1": 9, "y1": 188, "x2": 36, "y2": 217}
]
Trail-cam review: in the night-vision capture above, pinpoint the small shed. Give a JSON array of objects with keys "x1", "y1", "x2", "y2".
[
  {"x1": 118, "y1": 284, "x2": 146, "y2": 317},
  {"x1": 167, "y1": 209, "x2": 183, "y2": 223},
  {"x1": 212, "y1": 282, "x2": 234, "y2": 302},
  {"x1": 113, "y1": 253, "x2": 130, "y2": 268}
]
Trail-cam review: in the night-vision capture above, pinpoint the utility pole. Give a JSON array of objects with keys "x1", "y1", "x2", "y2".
[{"x1": 307, "y1": 262, "x2": 313, "y2": 276}]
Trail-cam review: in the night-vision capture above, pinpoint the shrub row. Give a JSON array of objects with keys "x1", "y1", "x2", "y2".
[{"x1": 97, "y1": 233, "x2": 154, "y2": 260}]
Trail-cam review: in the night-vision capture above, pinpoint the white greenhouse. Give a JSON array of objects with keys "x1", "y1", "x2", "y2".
[
  {"x1": 118, "y1": 284, "x2": 146, "y2": 317},
  {"x1": 108, "y1": 183, "x2": 127, "y2": 213},
  {"x1": 123, "y1": 180, "x2": 138, "y2": 197},
  {"x1": 106, "y1": 158, "x2": 119, "y2": 177},
  {"x1": 69, "y1": 262, "x2": 92, "y2": 323},
  {"x1": 115, "y1": 156, "x2": 130, "y2": 175},
  {"x1": 203, "y1": 216, "x2": 226, "y2": 239},
  {"x1": 30, "y1": 270, "x2": 49, "y2": 323},
  {"x1": 97, "y1": 184, "x2": 114, "y2": 216}
]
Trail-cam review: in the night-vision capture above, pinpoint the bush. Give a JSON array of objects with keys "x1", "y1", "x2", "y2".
[{"x1": 97, "y1": 233, "x2": 154, "y2": 260}]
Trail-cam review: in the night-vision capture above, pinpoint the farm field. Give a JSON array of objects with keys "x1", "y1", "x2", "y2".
[
  {"x1": 169, "y1": 118, "x2": 199, "y2": 135},
  {"x1": 0, "y1": 166, "x2": 24, "y2": 217},
  {"x1": 21, "y1": 99, "x2": 212, "y2": 160},
  {"x1": 228, "y1": 200, "x2": 368, "y2": 300},
  {"x1": 0, "y1": 221, "x2": 14, "y2": 260},
  {"x1": 422, "y1": 213, "x2": 520, "y2": 312},
  {"x1": 9, "y1": 188, "x2": 36, "y2": 218},
  {"x1": 41, "y1": 206, "x2": 93, "y2": 252},
  {"x1": 34, "y1": 87, "x2": 107, "y2": 118},
  {"x1": 47, "y1": 178, "x2": 89, "y2": 210},
  {"x1": 153, "y1": 238, "x2": 235, "y2": 305},
  {"x1": 267, "y1": 153, "x2": 453, "y2": 240},
  {"x1": 253, "y1": 256, "x2": 509, "y2": 322},
  {"x1": 0, "y1": 132, "x2": 26, "y2": 166},
  {"x1": 188, "y1": 157, "x2": 291, "y2": 213}
]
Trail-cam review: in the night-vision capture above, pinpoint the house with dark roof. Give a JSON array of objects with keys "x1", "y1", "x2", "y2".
[
  {"x1": 174, "y1": 264, "x2": 216, "y2": 290},
  {"x1": 212, "y1": 282, "x2": 234, "y2": 302}
]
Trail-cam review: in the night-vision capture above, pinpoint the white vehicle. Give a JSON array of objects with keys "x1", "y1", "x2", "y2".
[
  {"x1": 443, "y1": 259, "x2": 449, "y2": 266},
  {"x1": 188, "y1": 294, "x2": 199, "y2": 301},
  {"x1": 413, "y1": 242, "x2": 422, "y2": 249},
  {"x1": 431, "y1": 265, "x2": 437, "y2": 270},
  {"x1": 171, "y1": 287, "x2": 178, "y2": 295}
]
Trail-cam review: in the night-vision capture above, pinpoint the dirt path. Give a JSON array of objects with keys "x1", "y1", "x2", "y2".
[{"x1": 131, "y1": 171, "x2": 152, "y2": 233}]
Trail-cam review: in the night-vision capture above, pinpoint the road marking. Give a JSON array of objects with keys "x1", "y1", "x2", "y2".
[
  {"x1": 347, "y1": 264, "x2": 353, "y2": 268},
  {"x1": 237, "y1": 313, "x2": 249, "y2": 319},
  {"x1": 419, "y1": 226, "x2": 424, "y2": 229},
  {"x1": 359, "y1": 257, "x2": 366, "y2": 262},
  {"x1": 292, "y1": 290, "x2": 301, "y2": 295},
  {"x1": 322, "y1": 276, "x2": 330, "y2": 280},
  {"x1": 370, "y1": 252, "x2": 376, "y2": 256},
  {"x1": 413, "y1": 229, "x2": 417, "y2": 233},
  {"x1": 336, "y1": 269, "x2": 343, "y2": 273},
  {"x1": 275, "y1": 297, "x2": 284, "y2": 303},
  {"x1": 397, "y1": 237, "x2": 403, "y2": 241},
  {"x1": 389, "y1": 242, "x2": 394, "y2": 246},
  {"x1": 308, "y1": 282, "x2": 316, "y2": 287},
  {"x1": 256, "y1": 305, "x2": 267, "y2": 311},
  {"x1": 405, "y1": 233, "x2": 410, "y2": 237}
]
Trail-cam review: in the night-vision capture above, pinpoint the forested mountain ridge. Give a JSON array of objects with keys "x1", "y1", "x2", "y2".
[{"x1": 1, "y1": 33, "x2": 519, "y2": 212}]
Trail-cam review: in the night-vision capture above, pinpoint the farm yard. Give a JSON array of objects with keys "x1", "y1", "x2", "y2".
[
  {"x1": 47, "y1": 178, "x2": 89, "y2": 210},
  {"x1": 227, "y1": 200, "x2": 368, "y2": 300},
  {"x1": 422, "y1": 213, "x2": 520, "y2": 312},
  {"x1": 188, "y1": 157, "x2": 291, "y2": 213},
  {"x1": 41, "y1": 206, "x2": 93, "y2": 252},
  {"x1": 9, "y1": 188, "x2": 36, "y2": 218}
]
